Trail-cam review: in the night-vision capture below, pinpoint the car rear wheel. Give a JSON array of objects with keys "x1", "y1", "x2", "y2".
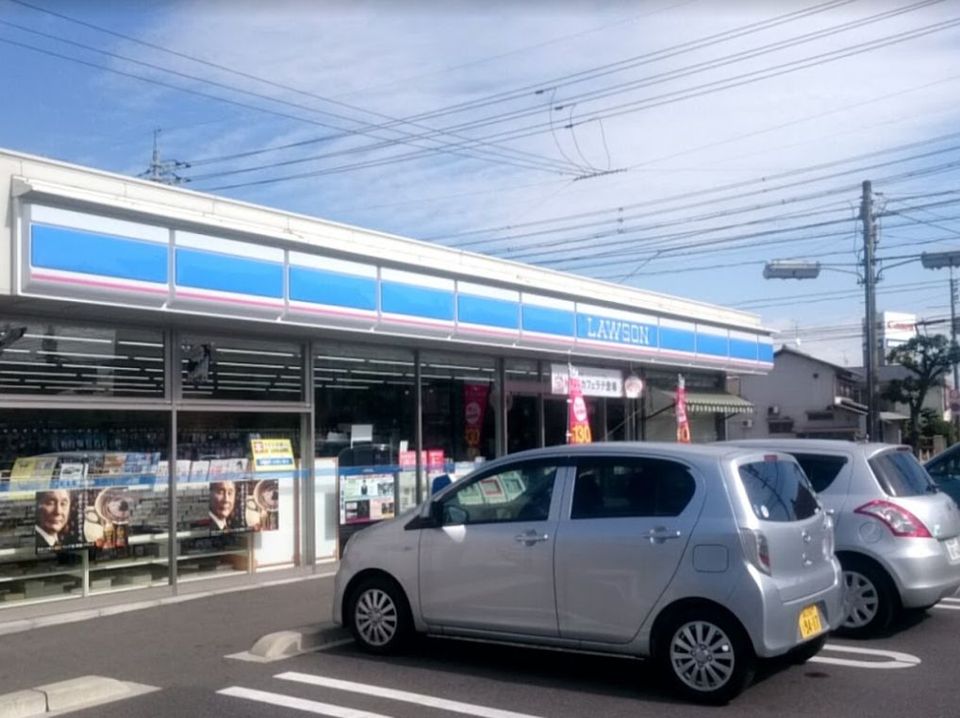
[
  {"x1": 347, "y1": 576, "x2": 412, "y2": 654},
  {"x1": 838, "y1": 557, "x2": 899, "y2": 637},
  {"x1": 657, "y1": 608, "x2": 755, "y2": 705}
]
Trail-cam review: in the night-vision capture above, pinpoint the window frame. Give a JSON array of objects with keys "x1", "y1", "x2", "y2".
[
  {"x1": 568, "y1": 455, "x2": 699, "y2": 521},
  {"x1": 434, "y1": 459, "x2": 566, "y2": 527}
]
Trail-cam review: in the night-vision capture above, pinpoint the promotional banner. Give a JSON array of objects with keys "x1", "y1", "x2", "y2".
[
  {"x1": 250, "y1": 438, "x2": 296, "y2": 472},
  {"x1": 676, "y1": 374, "x2": 691, "y2": 444},
  {"x1": 551, "y1": 363, "x2": 624, "y2": 398},
  {"x1": 463, "y1": 383, "x2": 490, "y2": 458},
  {"x1": 567, "y1": 371, "x2": 593, "y2": 444}
]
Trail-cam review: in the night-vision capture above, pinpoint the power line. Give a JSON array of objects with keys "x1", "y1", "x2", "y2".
[
  {"x1": 3, "y1": 0, "x2": 586, "y2": 176},
  {"x1": 191, "y1": 6, "x2": 959, "y2": 190}
]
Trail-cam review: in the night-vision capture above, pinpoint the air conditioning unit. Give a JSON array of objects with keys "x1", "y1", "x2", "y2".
[
  {"x1": 741, "y1": 418, "x2": 754, "y2": 429},
  {"x1": 767, "y1": 405, "x2": 780, "y2": 416}
]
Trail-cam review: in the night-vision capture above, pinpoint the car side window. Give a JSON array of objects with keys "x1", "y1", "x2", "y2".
[
  {"x1": 791, "y1": 453, "x2": 848, "y2": 493},
  {"x1": 571, "y1": 457, "x2": 696, "y2": 520},
  {"x1": 440, "y1": 462, "x2": 559, "y2": 526}
]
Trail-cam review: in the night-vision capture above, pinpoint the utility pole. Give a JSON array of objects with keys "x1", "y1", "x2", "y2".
[
  {"x1": 139, "y1": 129, "x2": 189, "y2": 185},
  {"x1": 862, "y1": 180, "x2": 880, "y2": 442},
  {"x1": 951, "y1": 268, "x2": 959, "y2": 393}
]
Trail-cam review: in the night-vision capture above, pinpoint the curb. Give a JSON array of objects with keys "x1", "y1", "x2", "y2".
[
  {"x1": 227, "y1": 622, "x2": 352, "y2": 663},
  {"x1": 0, "y1": 676, "x2": 157, "y2": 718},
  {"x1": 0, "y1": 571, "x2": 336, "y2": 638}
]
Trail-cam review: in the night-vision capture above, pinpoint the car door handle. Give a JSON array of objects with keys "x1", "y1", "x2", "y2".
[
  {"x1": 647, "y1": 527, "x2": 682, "y2": 544},
  {"x1": 514, "y1": 530, "x2": 550, "y2": 546}
]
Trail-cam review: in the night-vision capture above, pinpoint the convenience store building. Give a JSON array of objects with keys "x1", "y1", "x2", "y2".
[{"x1": 0, "y1": 148, "x2": 772, "y2": 617}]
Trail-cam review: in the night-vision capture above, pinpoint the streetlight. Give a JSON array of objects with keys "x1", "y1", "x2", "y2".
[
  {"x1": 763, "y1": 260, "x2": 822, "y2": 280},
  {"x1": 921, "y1": 251, "x2": 960, "y2": 415}
]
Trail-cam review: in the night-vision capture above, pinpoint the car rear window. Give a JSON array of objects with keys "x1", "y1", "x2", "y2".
[
  {"x1": 869, "y1": 449, "x2": 937, "y2": 498},
  {"x1": 738, "y1": 459, "x2": 820, "y2": 522},
  {"x1": 791, "y1": 453, "x2": 848, "y2": 493}
]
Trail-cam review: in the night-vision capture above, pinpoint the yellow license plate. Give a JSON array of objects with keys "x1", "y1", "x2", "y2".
[{"x1": 799, "y1": 605, "x2": 823, "y2": 639}]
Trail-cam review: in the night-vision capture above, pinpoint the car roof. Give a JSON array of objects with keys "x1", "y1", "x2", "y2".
[
  {"x1": 718, "y1": 438, "x2": 898, "y2": 456},
  {"x1": 926, "y1": 443, "x2": 960, "y2": 465},
  {"x1": 478, "y1": 441, "x2": 794, "y2": 466}
]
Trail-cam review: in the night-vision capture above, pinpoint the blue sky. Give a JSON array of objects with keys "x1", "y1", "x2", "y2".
[{"x1": 2, "y1": 0, "x2": 960, "y2": 366}]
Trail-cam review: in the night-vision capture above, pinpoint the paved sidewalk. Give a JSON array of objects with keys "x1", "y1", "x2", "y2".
[{"x1": 0, "y1": 572, "x2": 338, "y2": 698}]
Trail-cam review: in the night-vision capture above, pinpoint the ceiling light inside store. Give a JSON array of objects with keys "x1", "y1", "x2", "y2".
[
  {"x1": 63, "y1": 363, "x2": 152, "y2": 372},
  {"x1": 26, "y1": 333, "x2": 112, "y2": 344},
  {"x1": 133, "y1": 356, "x2": 164, "y2": 362},
  {"x1": 79, "y1": 374, "x2": 155, "y2": 381},
  {"x1": 428, "y1": 364, "x2": 483, "y2": 371},
  {"x1": 217, "y1": 348, "x2": 296, "y2": 358},
  {"x1": 2, "y1": 369, "x2": 82, "y2": 378},
  {"x1": 366, "y1": 359, "x2": 415, "y2": 367},
  {"x1": 36, "y1": 350, "x2": 126, "y2": 360},
  {"x1": 218, "y1": 361, "x2": 286, "y2": 369},
  {"x1": 352, "y1": 370, "x2": 404, "y2": 377},
  {"x1": 117, "y1": 340, "x2": 163, "y2": 348},
  {"x1": 315, "y1": 355, "x2": 365, "y2": 363},
  {"x1": 324, "y1": 385, "x2": 369, "y2": 390}
]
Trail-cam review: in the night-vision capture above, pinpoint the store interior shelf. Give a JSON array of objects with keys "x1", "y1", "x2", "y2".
[
  {"x1": 88, "y1": 581, "x2": 167, "y2": 596},
  {"x1": 176, "y1": 569, "x2": 248, "y2": 584},
  {"x1": 88, "y1": 557, "x2": 167, "y2": 571},
  {"x1": 0, "y1": 568, "x2": 83, "y2": 584},
  {"x1": 176, "y1": 550, "x2": 247, "y2": 561}
]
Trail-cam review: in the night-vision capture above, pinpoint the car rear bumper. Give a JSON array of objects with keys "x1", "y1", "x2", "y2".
[
  {"x1": 885, "y1": 540, "x2": 960, "y2": 608},
  {"x1": 736, "y1": 559, "x2": 844, "y2": 658}
]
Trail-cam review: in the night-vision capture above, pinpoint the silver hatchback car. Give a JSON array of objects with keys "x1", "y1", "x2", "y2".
[
  {"x1": 333, "y1": 443, "x2": 842, "y2": 704},
  {"x1": 723, "y1": 440, "x2": 960, "y2": 635}
]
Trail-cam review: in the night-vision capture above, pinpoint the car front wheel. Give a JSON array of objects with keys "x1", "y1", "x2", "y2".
[
  {"x1": 347, "y1": 576, "x2": 412, "y2": 654},
  {"x1": 657, "y1": 608, "x2": 755, "y2": 705}
]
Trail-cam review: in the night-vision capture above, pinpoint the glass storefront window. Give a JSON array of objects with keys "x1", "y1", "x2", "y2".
[
  {"x1": 179, "y1": 334, "x2": 303, "y2": 402},
  {"x1": 314, "y1": 344, "x2": 415, "y2": 556},
  {"x1": 421, "y1": 350, "x2": 497, "y2": 467},
  {"x1": 0, "y1": 319, "x2": 165, "y2": 398},
  {"x1": 506, "y1": 359, "x2": 542, "y2": 454},
  {"x1": 176, "y1": 412, "x2": 300, "y2": 580},
  {"x1": 0, "y1": 409, "x2": 170, "y2": 605}
]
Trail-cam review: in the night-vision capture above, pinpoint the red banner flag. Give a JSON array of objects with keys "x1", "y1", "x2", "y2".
[
  {"x1": 676, "y1": 374, "x2": 691, "y2": 444},
  {"x1": 463, "y1": 383, "x2": 490, "y2": 457},
  {"x1": 567, "y1": 372, "x2": 593, "y2": 444}
]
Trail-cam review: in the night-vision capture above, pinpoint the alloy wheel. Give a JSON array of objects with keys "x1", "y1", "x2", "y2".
[
  {"x1": 669, "y1": 620, "x2": 736, "y2": 693},
  {"x1": 354, "y1": 588, "x2": 399, "y2": 647}
]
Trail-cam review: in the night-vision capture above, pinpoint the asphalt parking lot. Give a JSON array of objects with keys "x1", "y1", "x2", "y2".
[
  {"x1": 66, "y1": 590, "x2": 960, "y2": 718},
  {"x1": 3, "y1": 578, "x2": 958, "y2": 718}
]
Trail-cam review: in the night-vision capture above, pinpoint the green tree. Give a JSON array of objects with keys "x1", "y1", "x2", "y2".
[{"x1": 882, "y1": 334, "x2": 960, "y2": 448}]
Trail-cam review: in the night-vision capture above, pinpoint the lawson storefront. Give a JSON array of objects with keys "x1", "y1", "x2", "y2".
[{"x1": 0, "y1": 148, "x2": 772, "y2": 616}]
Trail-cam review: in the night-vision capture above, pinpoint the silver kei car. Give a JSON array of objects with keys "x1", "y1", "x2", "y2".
[
  {"x1": 333, "y1": 443, "x2": 843, "y2": 704},
  {"x1": 723, "y1": 440, "x2": 960, "y2": 636}
]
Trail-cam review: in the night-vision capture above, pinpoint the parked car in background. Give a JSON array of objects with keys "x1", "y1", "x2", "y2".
[
  {"x1": 722, "y1": 440, "x2": 960, "y2": 636},
  {"x1": 334, "y1": 443, "x2": 843, "y2": 704},
  {"x1": 925, "y1": 444, "x2": 960, "y2": 507}
]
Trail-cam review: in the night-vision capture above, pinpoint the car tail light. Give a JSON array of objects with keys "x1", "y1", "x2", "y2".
[
  {"x1": 741, "y1": 528, "x2": 771, "y2": 574},
  {"x1": 855, "y1": 500, "x2": 932, "y2": 538}
]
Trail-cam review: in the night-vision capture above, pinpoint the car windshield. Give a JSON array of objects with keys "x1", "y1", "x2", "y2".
[
  {"x1": 737, "y1": 458, "x2": 820, "y2": 522},
  {"x1": 869, "y1": 448, "x2": 938, "y2": 498}
]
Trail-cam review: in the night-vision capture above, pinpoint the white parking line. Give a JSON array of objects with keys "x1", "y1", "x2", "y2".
[
  {"x1": 933, "y1": 597, "x2": 960, "y2": 610},
  {"x1": 219, "y1": 686, "x2": 393, "y2": 718},
  {"x1": 809, "y1": 644, "x2": 921, "y2": 669},
  {"x1": 276, "y1": 672, "x2": 545, "y2": 718}
]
